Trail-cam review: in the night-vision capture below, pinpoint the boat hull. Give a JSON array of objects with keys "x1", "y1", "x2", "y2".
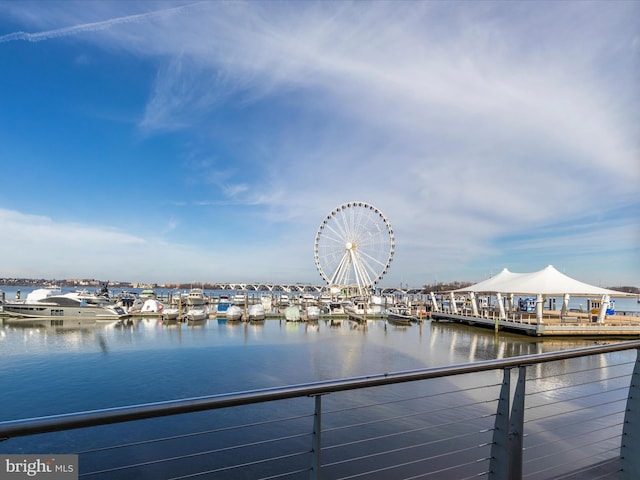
[
  {"x1": 185, "y1": 308, "x2": 208, "y2": 321},
  {"x1": 162, "y1": 308, "x2": 180, "y2": 320},
  {"x1": 386, "y1": 315, "x2": 412, "y2": 326},
  {"x1": 2, "y1": 303, "x2": 128, "y2": 319}
]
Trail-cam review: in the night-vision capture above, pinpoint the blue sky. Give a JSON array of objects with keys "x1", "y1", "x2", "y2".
[{"x1": 0, "y1": 1, "x2": 638, "y2": 288}]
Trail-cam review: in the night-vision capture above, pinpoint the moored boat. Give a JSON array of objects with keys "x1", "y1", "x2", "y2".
[
  {"x1": 247, "y1": 303, "x2": 266, "y2": 322},
  {"x1": 319, "y1": 293, "x2": 332, "y2": 306},
  {"x1": 232, "y1": 292, "x2": 247, "y2": 306},
  {"x1": 217, "y1": 294, "x2": 231, "y2": 314},
  {"x1": 344, "y1": 297, "x2": 377, "y2": 316},
  {"x1": 139, "y1": 289, "x2": 157, "y2": 299},
  {"x1": 385, "y1": 307, "x2": 415, "y2": 326},
  {"x1": 116, "y1": 291, "x2": 137, "y2": 310},
  {"x1": 260, "y1": 294, "x2": 273, "y2": 312},
  {"x1": 344, "y1": 305, "x2": 366, "y2": 323},
  {"x1": 304, "y1": 305, "x2": 320, "y2": 321},
  {"x1": 186, "y1": 288, "x2": 206, "y2": 306},
  {"x1": 284, "y1": 305, "x2": 301, "y2": 322},
  {"x1": 279, "y1": 294, "x2": 290, "y2": 307},
  {"x1": 2, "y1": 289, "x2": 128, "y2": 320},
  {"x1": 301, "y1": 293, "x2": 317, "y2": 306},
  {"x1": 226, "y1": 305, "x2": 243, "y2": 321},
  {"x1": 185, "y1": 307, "x2": 208, "y2": 321},
  {"x1": 142, "y1": 299, "x2": 164, "y2": 314},
  {"x1": 162, "y1": 306, "x2": 180, "y2": 321},
  {"x1": 129, "y1": 298, "x2": 165, "y2": 315}
]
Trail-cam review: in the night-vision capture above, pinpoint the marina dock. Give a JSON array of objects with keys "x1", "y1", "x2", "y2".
[
  {"x1": 427, "y1": 265, "x2": 640, "y2": 337},
  {"x1": 431, "y1": 310, "x2": 640, "y2": 336}
]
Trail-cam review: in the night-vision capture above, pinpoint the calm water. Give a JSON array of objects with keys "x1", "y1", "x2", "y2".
[
  {"x1": 0, "y1": 315, "x2": 575, "y2": 418},
  {"x1": 1, "y1": 286, "x2": 637, "y2": 478}
]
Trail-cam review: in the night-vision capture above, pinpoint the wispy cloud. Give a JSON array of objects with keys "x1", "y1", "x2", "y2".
[
  {"x1": 0, "y1": 1, "x2": 637, "y2": 285},
  {"x1": 0, "y1": 2, "x2": 202, "y2": 43}
]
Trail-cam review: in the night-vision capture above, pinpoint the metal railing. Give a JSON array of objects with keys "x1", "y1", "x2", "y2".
[
  {"x1": 441, "y1": 305, "x2": 640, "y2": 324},
  {"x1": 1, "y1": 340, "x2": 639, "y2": 479}
]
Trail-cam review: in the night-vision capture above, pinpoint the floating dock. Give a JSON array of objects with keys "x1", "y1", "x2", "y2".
[{"x1": 431, "y1": 310, "x2": 640, "y2": 337}]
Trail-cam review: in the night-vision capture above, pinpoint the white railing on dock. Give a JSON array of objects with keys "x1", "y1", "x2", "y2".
[
  {"x1": 1, "y1": 341, "x2": 639, "y2": 479},
  {"x1": 443, "y1": 305, "x2": 640, "y2": 326}
]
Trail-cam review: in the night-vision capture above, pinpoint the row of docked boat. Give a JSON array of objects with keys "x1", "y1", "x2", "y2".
[
  {"x1": 0, "y1": 285, "x2": 319, "y2": 325},
  {"x1": 0, "y1": 285, "x2": 213, "y2": 323},
  {"x1": 223, "y1": 303, "x2": 266, "y2": 322},
  {"x1": 0, "y1": 285, "x2": 430, "y2": 328}
]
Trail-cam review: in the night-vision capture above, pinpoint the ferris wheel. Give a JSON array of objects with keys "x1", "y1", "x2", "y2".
[{"x1": 314, "y1": 202, "x2": 395, "y2": 295}]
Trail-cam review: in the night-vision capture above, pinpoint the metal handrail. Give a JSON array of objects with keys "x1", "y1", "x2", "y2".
[{"x1": 2, "y1": 339, "x2": 639, "y2": 440}]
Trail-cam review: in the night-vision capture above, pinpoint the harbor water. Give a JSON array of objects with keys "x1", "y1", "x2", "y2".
[{"x1": 1, "y1": 286, "x2": 638, "y2": 478}]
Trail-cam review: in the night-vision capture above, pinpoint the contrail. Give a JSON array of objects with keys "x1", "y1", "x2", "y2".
[{"x1": 0, "y1": 2, "x2": 202, "y2": 44}]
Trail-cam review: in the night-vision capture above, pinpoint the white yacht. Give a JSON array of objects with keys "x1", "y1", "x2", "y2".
[
  {"x1": 279, "y1": 294, "x2": 290, "y2": 307},
  {"x1": 2, "y1": 288, "x2": 128, "y2": 320},
  {"x1": 232, "y1": 292, "x2": 247, "y2": 306},
  {"x1": 301, "y1": 293, "x2": 317, "y2": 306},
  {"x1": 186, "y1": 288, "x2": 206, "y2": 306}
]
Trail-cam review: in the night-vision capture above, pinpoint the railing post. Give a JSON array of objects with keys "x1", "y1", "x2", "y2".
[
  {"x1": 620, "y1": 348, "x2": 640, "y2": 479},
  {"x1": 508, "y1": 366, "x2": 526, "y2": 479},
  {"x1": 489, "y1": 366, "x2": 526, "y2": 479},
  {"x1": 310, "y1": 394, "x2": 322, "y2": 480},
  {"x1": 489, "y1": 368, "x2": 511, "y2": 479}
]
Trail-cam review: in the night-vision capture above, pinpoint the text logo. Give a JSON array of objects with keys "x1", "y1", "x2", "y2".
[{"x1": 0, "y1": 455, "x2": 77, "y2": 480}]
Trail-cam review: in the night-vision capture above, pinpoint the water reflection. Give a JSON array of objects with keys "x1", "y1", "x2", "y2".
[
  {"x1": 1, "y1": 316, "x2": 618, "y2": 364},
  {"x1": 2, "y1": 315, "x2": 633, "y2": 479}
]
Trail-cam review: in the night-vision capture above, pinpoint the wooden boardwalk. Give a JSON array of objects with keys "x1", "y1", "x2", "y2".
[{"x1": 431, "y1": 310, "x2": 640, "y2": 337}]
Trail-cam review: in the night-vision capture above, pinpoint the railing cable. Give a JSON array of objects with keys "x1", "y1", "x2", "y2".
[
  {"x1": 324, "y1": 398, "x2": 498, "y2": 435},
  {"x1": 78, "y1": 411, "x2": 313, "y2": 454},
  {"x1": 80, "y1": 431, "x2": 311, "y2": 476}
]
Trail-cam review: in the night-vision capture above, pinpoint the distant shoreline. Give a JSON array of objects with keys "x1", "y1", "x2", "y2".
[{"x1": 1, "y1": 278, "x2": 638, "y2": 295}]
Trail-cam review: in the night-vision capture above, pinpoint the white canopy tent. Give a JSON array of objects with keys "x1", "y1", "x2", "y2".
[
  {"x1": 442, "y1": 265, "x2": 629, "y2": 323},
  {"x1": 456, "y1": 265, "x2": 624, "y2": 296}
]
